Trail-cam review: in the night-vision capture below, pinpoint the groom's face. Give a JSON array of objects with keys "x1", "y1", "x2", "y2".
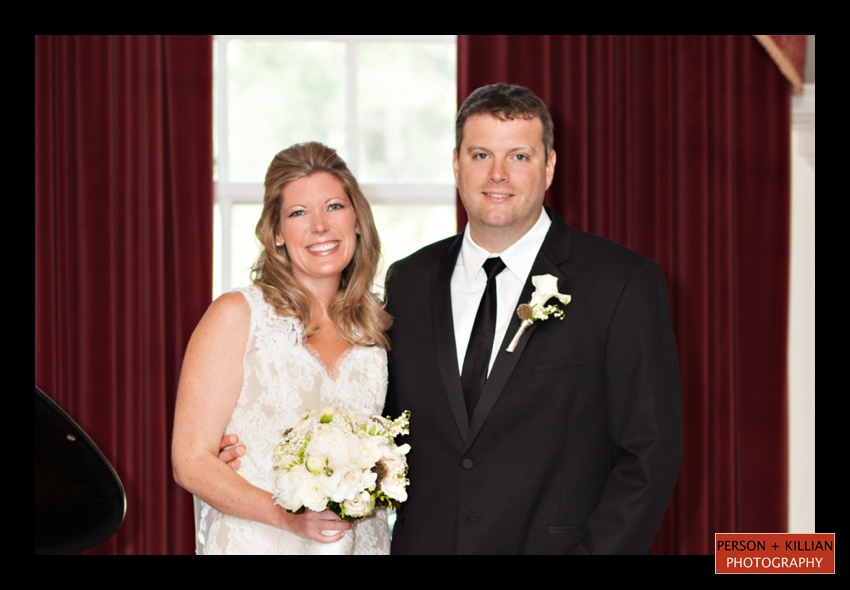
[{"x1": 453, "y1": 114, "x2": 556, "y2": 245}]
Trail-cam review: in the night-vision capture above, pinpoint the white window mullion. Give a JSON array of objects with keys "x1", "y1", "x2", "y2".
[
  {"x1": 216, "y1": 38, "x2": 230, "y2": 185},
  {"x1": 219, "y1": 193, "x2": 233, "y2": 296},
  {"x1": 362, "y1": 183, "x2": 456, "y2": 205},
  {"x1": 346, "y1": 39, "x2": 359, "y2": 176}
]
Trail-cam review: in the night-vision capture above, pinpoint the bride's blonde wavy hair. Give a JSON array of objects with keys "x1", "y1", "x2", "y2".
[{"x1": 252, "y1": 142, "x2": 392, "y2": 349}]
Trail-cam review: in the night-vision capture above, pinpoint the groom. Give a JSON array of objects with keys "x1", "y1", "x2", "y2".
[
  {"x1": 381, "y1": 84, "x2": 681, "y2": 554},
  {"x1": 221, "y1": 84, "x2": 681, "y2": 554}
]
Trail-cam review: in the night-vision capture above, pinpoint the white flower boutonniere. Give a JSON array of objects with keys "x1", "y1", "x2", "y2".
[{"x1": 506, "y1": 274, "x2": 571, "y2": 353}]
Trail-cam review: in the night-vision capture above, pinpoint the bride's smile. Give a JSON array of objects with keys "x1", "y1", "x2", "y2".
[{"x1": 275, "y1": 172, "x2": 360, "y2": 287}]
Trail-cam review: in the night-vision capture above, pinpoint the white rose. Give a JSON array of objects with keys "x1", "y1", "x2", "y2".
[
  {"x1": 273, "y1": 471, "x2": 302, "y2": 512},
  {"x1": 298, "y1": 475, "x2": 332, "y2": 512},
  {"x1": 342, "y1": 469, "x2": 362, "y2": 486},
  {"x1": 275, "y1": 464, "x2": 332, "y2": 512},
  {"x1": 274, "y1": 465, "x2": 316, "y2": 512},
  {"x1": 356, "y1": 435, "x2": 384, "y2": 468},
  {"x1": 328, "y1": 468, "x2": 376, "y2": 503},
  {"x1": 342, "y1": 491, "x2": 374, "y2": 518},
  {"x1": 308, "y1": 425, "x2": 353, "y2": 470}
]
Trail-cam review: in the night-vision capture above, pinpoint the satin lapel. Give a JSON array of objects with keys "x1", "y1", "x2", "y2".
[
  {"x1": 431, "y1": 235, "x2": 469, "y2": 441},
  {"x1": 464, "y1": 209, "x2": 573, "y2": 452}
]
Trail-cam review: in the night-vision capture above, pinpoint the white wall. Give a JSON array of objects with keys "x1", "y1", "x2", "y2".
[{"x1": 788, "y1": 82, "x2": 815, "y2": 532}]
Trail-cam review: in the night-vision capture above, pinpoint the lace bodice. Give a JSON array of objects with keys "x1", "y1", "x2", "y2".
[{"x1": 194, "y1": 285, "x2": 389, "y2": 554}]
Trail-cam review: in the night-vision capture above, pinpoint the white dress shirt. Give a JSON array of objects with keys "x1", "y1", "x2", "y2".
[{"x1": 451, "y1": 208, "x2": 551, "y2": 375}]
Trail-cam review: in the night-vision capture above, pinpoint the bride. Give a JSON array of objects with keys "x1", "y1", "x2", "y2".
[{"x1": 172, "y1": 142, "x2": 393, "y2": 554}]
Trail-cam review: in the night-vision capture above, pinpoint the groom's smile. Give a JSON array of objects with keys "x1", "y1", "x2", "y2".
[{"x1": 453, "y1": 114, "x2": 556, "y2": 251}]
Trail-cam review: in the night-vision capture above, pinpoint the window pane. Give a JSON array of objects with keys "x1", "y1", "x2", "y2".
[
  {"x1": 227, "y1": 40, "x2": 347, "y2": 182},
  {"x1": 358, "y1": 42, "x2": 456, "y2": 184},
  {"x1": 231, "y1": 203, "x2": 264, "y2": 289},
  {"x1": 372, "y1": 203, "x2": 457, "y2": 294},
  {"x1": 213, "y1": 203, "x2": 221, "y2": 297}
]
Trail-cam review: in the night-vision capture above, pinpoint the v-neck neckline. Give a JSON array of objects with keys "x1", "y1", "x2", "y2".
[{"x1": 301, "y1": 341, "x2": 356, "y2": 381}]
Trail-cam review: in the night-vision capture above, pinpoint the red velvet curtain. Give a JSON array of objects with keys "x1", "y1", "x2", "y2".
[
  {"x1": 35, "y1": 35, "x2": 213, "y2": 554},
  {"x1": 459, "y1": 35, "x2": 790, "y2": 554}
]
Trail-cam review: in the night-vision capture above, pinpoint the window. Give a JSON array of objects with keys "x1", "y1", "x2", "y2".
[{"x1": 214, "y1": 35, "x2": 457, "y2": 298}]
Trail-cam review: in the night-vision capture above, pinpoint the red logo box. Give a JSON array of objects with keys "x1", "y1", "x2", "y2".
[{"x1": 715, "y1": 533, "x2": 835, "y2": 574}]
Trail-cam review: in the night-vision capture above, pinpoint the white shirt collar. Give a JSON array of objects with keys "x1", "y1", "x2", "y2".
[{"x1": 460, "y1": 208, "x2": 552, "y2": 285}]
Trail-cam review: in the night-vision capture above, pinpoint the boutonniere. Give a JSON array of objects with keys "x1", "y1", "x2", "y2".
[{"x1": 506, "y1": 274, "x2": 571, "y2": 353}]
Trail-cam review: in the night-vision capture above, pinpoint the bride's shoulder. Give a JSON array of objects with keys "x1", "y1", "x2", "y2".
[
  {"x1": 201, "y1": 291, "x2": 252, "y2": 333},
  {"x1": 222, "y1": 285, "x2": 279, "y2": 321},
  {"x1": 182, "y1": 291, "x2": 251, "y2": 375}
]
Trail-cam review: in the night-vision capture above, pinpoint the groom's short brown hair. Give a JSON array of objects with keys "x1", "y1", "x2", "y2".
[{"x1": 455, "y1": 83, "x2": 554, "y2": 157}]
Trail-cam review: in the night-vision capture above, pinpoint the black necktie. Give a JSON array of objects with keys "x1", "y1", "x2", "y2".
[{"x1": 461, "y1": 257, "x2": 506, "y2": 421}]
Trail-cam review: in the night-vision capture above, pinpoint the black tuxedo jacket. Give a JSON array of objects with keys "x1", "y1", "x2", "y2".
[{"x1": 384, "y1": 208, "x2": 681, "y2": 554}]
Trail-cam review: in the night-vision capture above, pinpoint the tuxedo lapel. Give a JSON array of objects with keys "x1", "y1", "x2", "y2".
[
  {"x1": 464, "y1": 209, "x2": 573, "y2": 451},
  {"x1": 430, "y1": 235, "x2": 470, "y2": 441}
]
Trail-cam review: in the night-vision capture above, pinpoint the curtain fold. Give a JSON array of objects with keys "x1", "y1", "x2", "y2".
[
  {"x1": 458, "y1": 35, "x2": 790, "y2": 554},
  {"x1": 754, "y1": 35, "x2": 806, "y2": 94},
  {"x1": 35, "y1": 35, "x2": 212, "y2": 555}
]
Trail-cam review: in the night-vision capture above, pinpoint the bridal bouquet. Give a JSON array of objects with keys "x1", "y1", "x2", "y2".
[{"x1": 272, "y1": 403, "x2": 410, "y2": 521}]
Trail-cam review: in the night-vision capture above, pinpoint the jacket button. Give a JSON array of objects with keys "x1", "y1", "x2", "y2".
[{"x1": 462, "y1": 458, "x2": 474, "y2": 469}]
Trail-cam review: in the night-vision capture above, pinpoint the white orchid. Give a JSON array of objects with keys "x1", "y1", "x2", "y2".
[
  {"x1": 506, "y1": 274, "x2": 571, "y2": 352},
  {"x1": 528, "y1": 274, "x2": 572, "y2": 312}
]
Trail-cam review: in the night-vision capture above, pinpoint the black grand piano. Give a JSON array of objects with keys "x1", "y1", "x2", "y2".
[{"x1": 35, "y1": 386, "x2": 126, "y2": 554}]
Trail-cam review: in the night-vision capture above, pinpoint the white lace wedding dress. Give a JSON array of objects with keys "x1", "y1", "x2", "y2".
[{"x1": 194, "y1": 285, "x2": 390, "y2": 555}]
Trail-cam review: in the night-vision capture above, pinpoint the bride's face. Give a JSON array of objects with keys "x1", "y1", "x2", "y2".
[{"x1": 275, "y1": 172, "x2": 360, "y2": 287}]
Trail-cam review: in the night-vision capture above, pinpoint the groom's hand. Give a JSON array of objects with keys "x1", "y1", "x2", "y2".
[{"x1": 218, "y1": 434, "x2": 246, "y2": 470}]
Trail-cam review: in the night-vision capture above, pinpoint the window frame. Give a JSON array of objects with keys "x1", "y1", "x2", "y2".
[{"x1": 214, "y1": 35, "x2": 457, "y2": 296}]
